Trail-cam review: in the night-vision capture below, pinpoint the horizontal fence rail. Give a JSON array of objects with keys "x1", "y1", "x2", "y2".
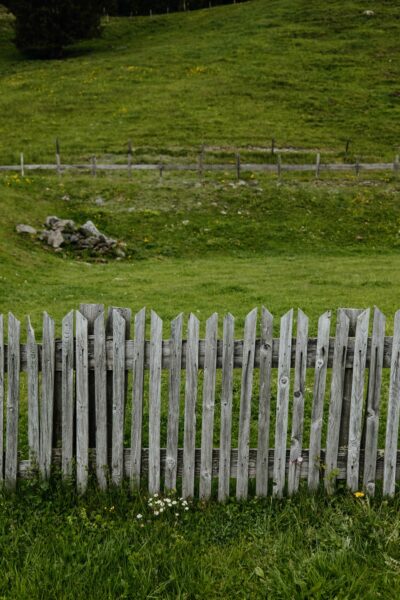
[{"x1": 1, "y1": 304, "x2": 400, "y2": 499}]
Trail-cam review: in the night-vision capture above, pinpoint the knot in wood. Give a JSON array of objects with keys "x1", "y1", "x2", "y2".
[
  {"x1": 316, "y1": 358, "x2": 324, "y2": 369},
  {"x1": 280, "y1": 375, "x2": 288, "y2": 386}
]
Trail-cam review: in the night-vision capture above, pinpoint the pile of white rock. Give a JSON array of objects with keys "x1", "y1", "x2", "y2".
[{"x1": 16, "y1": 216, "x2": 126, "y2": 258}]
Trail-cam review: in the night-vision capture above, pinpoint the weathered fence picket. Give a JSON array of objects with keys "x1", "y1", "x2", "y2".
[{"x1": 3, "y1": 304, "x2": 400, "y2": 498}]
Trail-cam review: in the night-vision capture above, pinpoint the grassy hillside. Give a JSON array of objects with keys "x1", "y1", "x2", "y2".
[{"x1": 0, "y1": 0, "x2": 399, "y2": 162}]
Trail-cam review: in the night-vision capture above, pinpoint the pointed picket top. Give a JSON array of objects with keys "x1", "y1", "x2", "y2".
[
  {"x1": 5, "y1": 313, "x2": 21, "y2": 491},
  {"x1": 130, "y1": 307, "x2": 146, "y2": 490},
  {"x1": 26, "y1": 316, "x2": 40, "y2": 465},
  {"x1": 383, "y1": 309, "x2": 400, "y2": 496},
  {"x1": 165, "y1": 312, "x2": 183, "y2": 492}
]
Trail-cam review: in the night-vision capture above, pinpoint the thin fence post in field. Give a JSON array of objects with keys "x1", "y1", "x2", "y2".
[
  {"x1": 383, "y1": 309, "x2": 400, "y2": 497},
  {"x1": 277, "y1": 154, "x2": 282, "y2": 179},
  {"x1": 27, "y1": 317, "x2": 39, "y2": 466},
  {"x1": 40, "y1": 312, "x2": 55, "y2": 480},
  {"x1": 165, "y1": 313, "x2": 183, "y2": 492},
  {"x1": 394, "y1": 155, "x2": 400, "y2": 175},
  {"x1": 198, "y1": 144, "x2": 205, "y2": 178},
  {"x1": 271, "y1": 138, "x2": 275, "y2": 155},
  {"x1": 148, "y1": 311, "x2": 163, "y2": 495},
  {"x1": 363, "y1": 308, "x2": 385, "y2": 496},
  {"x1": 236, "y1": 308, "x2": 258, "y2": 500},
  {"x1": 20, "y1": 153, "x2": 24, "y2": 177},
  {"x1": 56, "y1": 138, "x2": 61, "y2": 176},
  {"x1": 76, "y1": 311, "x2": 89, "y2": 494},
  {"x1": 200, "y1": 313, "x2": 218, "y2": 500},
  {"x1": 288, "y1": 309, "x2": 309, "y2": 496},
  {"x1": 182, "y1": 314, "x2": 199, "y2": 499},
  {"x1": 111, "y1": 310, "x2": 126, "y2": 487},
  {"x1": 130, "y1": 308, "x2": 146, "y2": 491},
  {"x1": 236, "y1": 153, "x2": 241, "y2": 180},
  {"x1": 5, "y1": 313, "x2": 20, "y2": 491},
  {"x1": 256, "y1": 307, "x2": 273, "y2": 497},
  {"x1": 272, "y1": 309, "x2": 293, "y2": 498},
  {"x1": 0, "y1": 315, "x2": 3, "y2": 486},
  {"x1": 91, "y1": 155, "x2": 97, "y2": 177},
  {"x1": 347, "y1": 309, "x2": 370, "y2": 491},
  {"x1": 218, "y1": 313, "x2": 234, "y2": 502},
  {"x1": 324, "y1": 310, "x2": 350, "y2": 494},
  {"x1": 339, "y1": 309, "x2": 363, "y2": 448},
  {"x1": 307, "y1": 311, "x2": 331, "y2": 491},
  {"x1": 94, "y1": 313, "x2": 107, "y2": 490},
  {"x1": 62, "y1": 310, "x2": 74, "y2": 479},
  {"x1": 315, "y1": 153, "x2": 321, "y2": 179},
  {"x1": 79, "y1": 304, "x2": 104, "y2": 448},
  {"x1": 128, "y1": 140, "x2": 133, "y2": 176}
]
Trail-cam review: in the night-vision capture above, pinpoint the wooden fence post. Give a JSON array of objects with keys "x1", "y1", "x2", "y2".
[
  {"x1": 5, "y1": 314, "x2": 20, "y2": 491},
  {"x1": 236, "y1": 153, "x2": 241, "y2": 180},
  {"x1": 56, "y1": 138, "x2": 61, "y2": 176},
  {"x1": 0, "y1": 316, "x2": 3, "y2": 487},
  {"x1": 128, "y1": 140, "x2": 133, "y2": 176}
]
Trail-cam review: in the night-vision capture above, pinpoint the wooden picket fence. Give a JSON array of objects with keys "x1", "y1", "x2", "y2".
[{"x1": 1, "y1": 304, "x2": 400, "y2": 499}]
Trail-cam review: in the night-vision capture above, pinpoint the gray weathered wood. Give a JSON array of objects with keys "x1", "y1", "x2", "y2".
[
  {"x1": 182, "y1": 314, "x2": 199, "y2": 499},
  {"x1": 383, "y1": 309, "x2": 400, "y2": 496},
  {"x1": 256, "y1": 308, "x2": 273, "y2": 497},
  {"x1": 40, "y1": 313, "x2": 55, "y2": 480},
  {"x1": 363, "y1": 308, "x2": 385, "y2": 496},
  {"x1": 61, "y1": 311, "x2": 74, "y2": 479},
  {"x1": 111, "y1": 309, "x2": 126, "y2": 486},
  {"x1": 0, "y1": 316, "x2": 3, "y2": 486},
  {"x1": 272, "y1": 309, "x2": 293, "y2": 498},
  {"x1": 26, "y1": 317, "x2": 39, "y2": 465},
  {"x1": 5, "y1": 314, "x2": 20, "y2": 491},
  {"x1": 200, "y1": 313, "x2": 218, "y2": 500},
  {"x1": 148, "y1": 311, "x2": 162, "y2": 495},
  {"x1": 236, "y1": 308, "x2": 258, "y2": 499},
  {"x1": 165, "y1": 313, "x2": 183, "y2": 492},
  {"x1": 339, "y1": 309, "x2": 363, "y2": 447},
  {"x1": 218, "y1": 314, "x2": 234, "y2": 502},
  {"x1": 94, "y1": 313, "x2": 107, "y2": 489},
  {"x1": 288, "y1": 309, "x2": 309, "y2": 495},
  {"x1": 130, "y1": 308, "x2": 146, "y2": 490},
  {"x1": 76, "y1": 311, "x2": 89, "y2": 494},
  {"x1": 325, "y1": 310, "x2": 350, "y2": 493},
  {"x1": 347, "y1": 309, "x2": 370, "y2": 491},
  {"x1": 307, "y1": 311, "x2": 331, "y2": 491}
]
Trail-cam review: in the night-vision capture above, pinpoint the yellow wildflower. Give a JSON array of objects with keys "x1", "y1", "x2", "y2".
[{"x1": 354, "y1": 491, "x2": 365, "y2": 498}]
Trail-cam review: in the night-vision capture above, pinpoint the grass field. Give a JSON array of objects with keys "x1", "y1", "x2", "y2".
[{"x1": 1, "y1": 0, "x2": 400, "y2": 598}]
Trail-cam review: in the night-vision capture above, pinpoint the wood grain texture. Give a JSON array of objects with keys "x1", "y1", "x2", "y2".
[
  {"x1": 347, "y1": 309, "x2": 370, "y2": 491},
  {"x1": 0, "y1": 316, "x2": 3, "y2": 485},
  {"x1": 165, "y1": 313, "x2": 183, "y2": 492},
  {"x1": 363, "y1": 308, "x2": 385, "y2": 496},
  {"x1": 273, "y1": 310, "x2": 293, "y2": 498},
  {"x1": 288, "y1": 310, "x2": 309, "y2": 495},
  {"x1": 76, "y1": 311, "x2": 89, "y2": 494},
  {"x1": 5, "y1": 314, "x2": 20, "y2": 491},
  {"x1": 130, "y1": 308, "x2": 146, "y2": 490},
  {"x1": 40, "y1": 313, "x2": 55, "y2": 480},
  {"x1": 61, "y1": 311, "x2": 74, "y2": 479},
  {"x1": 148, "y1": 311, "x2": 162, "y2": 495},
  {"x1": 383, "y1": 309, "x2": 400, "y2": 496},
  {"x1": 94, "y1": 313, "x2": 107, "y2": 489},
  {"x1": 182, "y1": 314, "x2": 199, "y2": 499},
  {"x1": 236, "y1": 308, "x2": 258, "y2": 499},
  {"x1": 111, "y1": 310, "x2": 126, "y2": 487},
  {"x1": 256, "y1": 308, "x2": 273, "y2": 497},
  {"x1": 325, "y1": 310, "x2": 350, "y2": 493},
  {"x1": 200, "y1": 313, "x2": 218, "y2": 500},
  {"x1": 218, "y1": 314, "x2": 234, "y2": 502},
  {"x1": 27, "y1": 317, "x2": 39, "y2": 465}
]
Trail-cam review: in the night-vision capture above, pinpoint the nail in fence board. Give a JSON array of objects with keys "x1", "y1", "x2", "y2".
[
  {"x1": 200, "y1": 313, "x2": 218, "y2": 500},
  {"x1": 94, "y1": 313, "x2": 107, "y2": 489},
  {"x1": 307, "y1": 311, "x2": 331, "y2": 491},
  {"x1": 273, "y1": 309, "x2": 293, "y2": 497},
  {"x1": 218, "y1": 314, "x2": 234, "y2": 502},
  {"x1": 165, "y1": 313, "x2": 183, "y2": 492},
  {"x1": 182, "y1": 314, "x2": 199, "y2": 499},
  {"x1": 27, "y1": 317, "x2": 39, "y2": 465},
  {"x1": 148, "y1": 311, "x2": 162, "y2": 495},
  {"x1": 112, "y1": 310, "x2": 126, "y2": 486},
  {"x1": 288, "y1": 309, "x2": 309, "y2": 495},
  {"x1": 236, "y1": 308, "x2": 258, "y2": 500},
  {"x1": 325, "y1": 310, "x2": 350, "y2": 493},
  {"x1": 256, "y1": 308, "x2": 273, "y2": 497},
  {"x1": 383, "y1": 309, "x2": 400, "y2": 496},
  {"x1": 76, "y1": 311, "x2": 89, "y2": 494},
  {"x1": 363, "y1": 308, "x2": 385, "y2": 496},
  {"x1": 5, "y1": 314, "x2": 20, "y2": 491},
  {"x1": 62, "y1": 311, "x2": 74, "y2": 479},
  {"x1": 0, "y1": 316, "x2": 3, "y2": 485},
  {"x1": 347, "y1": 309, "x2": 370, "y2": 491},
  {"x1": 40, "y1": 313, "x2": 55, "y2": 480},
  {"x1": 130, "y1": 308, "x2": 146, "y2": 490}
]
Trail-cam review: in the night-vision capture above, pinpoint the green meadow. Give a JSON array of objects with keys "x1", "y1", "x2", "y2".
[{"x1": 1, "y1": 0, "x2": 400, "y2": 597}]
